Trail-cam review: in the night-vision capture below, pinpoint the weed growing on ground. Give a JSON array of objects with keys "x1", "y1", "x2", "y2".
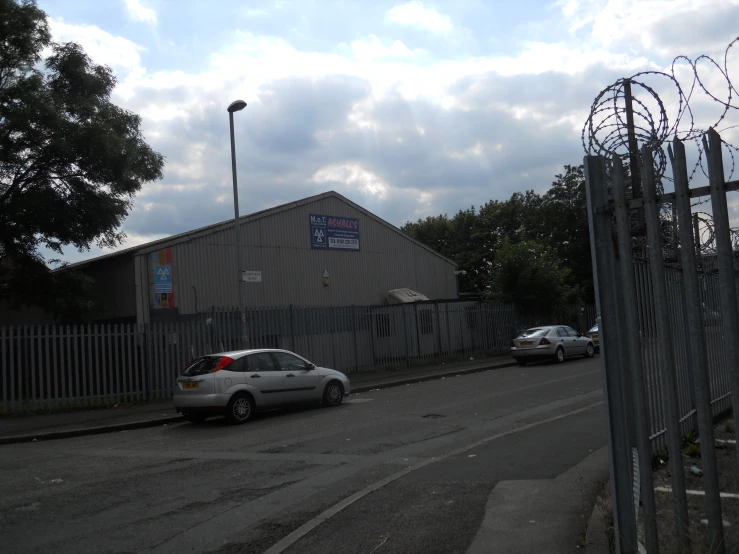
[{"x1": 684, "y1": 442, "x2": 701, "y2": 458}]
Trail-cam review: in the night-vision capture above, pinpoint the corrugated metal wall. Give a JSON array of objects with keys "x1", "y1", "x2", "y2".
[{"x1": 140, "y1": 194, "x2": 458, "y2": 317}]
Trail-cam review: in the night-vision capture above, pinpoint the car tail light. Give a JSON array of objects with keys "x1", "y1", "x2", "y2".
[
  {"x1": 213, "y1": 356, "x2": 234, "y2": 372},
  {"x1": 539, "y1": 337, "x2": 551, "y2": 345}
]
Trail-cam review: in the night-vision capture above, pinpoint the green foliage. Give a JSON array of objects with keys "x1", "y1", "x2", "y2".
[
  {"x1": 0, "y1": 0, "x2": 164, "y2": 320},
  {"x1": 683, "y1": 429, "x2": 697, "y2": 446},
  {"x1": 402, "y1": 164, "x2": 593, "y2": 303},
  {"x1": 684, "y1": 442, "x2": 701, "y2": 458},
  {"x1": 482, "y1": 238, "x2": 583, "y2": 313}
]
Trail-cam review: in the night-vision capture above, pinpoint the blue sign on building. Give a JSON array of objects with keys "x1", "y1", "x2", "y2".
[
  {"x1": 310, "y1": 214, "x2": 360, "y2": 251},
  {"x1": 154, "y1": 265, "x2": 172, "y2": 293}
]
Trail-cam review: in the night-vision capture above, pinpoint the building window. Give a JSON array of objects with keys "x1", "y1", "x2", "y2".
[
  {"x1": 376, "y1": 313, "x2": 392, "y2": 338},
  {"x1": 419, "y1": 310, "x2": 433, "y2": 335}
]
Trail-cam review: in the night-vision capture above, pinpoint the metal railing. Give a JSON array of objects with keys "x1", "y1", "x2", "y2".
[
  {"x1": 0, "y1": 301, "x2": 597, "y2": 413},
  {"x1": 585, "y1": 129, "x2": 739, "y2": 553}
]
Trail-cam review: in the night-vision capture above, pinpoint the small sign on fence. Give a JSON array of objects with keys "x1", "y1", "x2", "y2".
[{"x1": 242, "y1": 271, "x2": 262, "y2": 283}]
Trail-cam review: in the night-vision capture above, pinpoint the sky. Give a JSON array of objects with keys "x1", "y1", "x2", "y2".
[{"x1": 38, "y1": 0, "x2": 739, "y2": 263}]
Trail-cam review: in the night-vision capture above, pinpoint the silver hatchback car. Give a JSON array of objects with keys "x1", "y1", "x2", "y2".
[
  {"x1": 511, "y1": 325, "x2": 595, "y2": 366},
  {"x1": 173, "y1": 349, "x2": 351, "y2": 424}
]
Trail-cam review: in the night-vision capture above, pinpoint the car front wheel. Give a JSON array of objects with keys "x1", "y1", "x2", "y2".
[
  {"x1": 584, "y1": 343, "x2": 595, "y2": 358},
  {"x1": 323, "y1": 381, "x2": 344, "y2": 407}
]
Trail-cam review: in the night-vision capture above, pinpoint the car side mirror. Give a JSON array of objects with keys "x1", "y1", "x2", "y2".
[{"x1": 307, "y1": 363, "x2": 315, "y2": 370}]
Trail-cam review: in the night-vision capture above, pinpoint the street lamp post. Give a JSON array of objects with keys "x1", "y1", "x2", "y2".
[{"x1": 228, "y1": 99, "x2": 248, "y2": 348}]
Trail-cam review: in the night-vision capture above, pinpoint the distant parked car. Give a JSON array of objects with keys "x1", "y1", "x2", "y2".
[
  {"x1": 511, "y1": 325, "x2": 595, "y2": 366},
  {"x1": 173, "y1": 349, "x2": 351, "y2": 424},
  {"x1": 585, "y1": 323, "x2": 599, "y2": 351}
]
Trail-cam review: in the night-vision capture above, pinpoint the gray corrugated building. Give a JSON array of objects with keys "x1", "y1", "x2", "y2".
[{"x1": 4, "y1": 191, "x2": 458, "y2": 325}]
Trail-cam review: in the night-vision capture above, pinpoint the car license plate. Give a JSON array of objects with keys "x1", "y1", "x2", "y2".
[
  {"x1": 183, "y1": 382, "x2": 199, "y2": 390},
  {"x1": 519, "y1": 340, "x2": 533, "y2": 346}
]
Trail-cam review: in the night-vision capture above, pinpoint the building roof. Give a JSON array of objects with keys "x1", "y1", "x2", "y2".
[{"x1": 61, "y1": 191, "x2": 457, "y2": 270}]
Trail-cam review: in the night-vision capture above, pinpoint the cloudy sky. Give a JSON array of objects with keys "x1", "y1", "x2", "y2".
[{"x1": 39, "y1": 0, "x2": 739, "y2": 263}]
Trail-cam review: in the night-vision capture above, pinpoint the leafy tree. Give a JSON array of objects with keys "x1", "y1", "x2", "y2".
[
  {"x1": 482, "y1": 238, "x2": 582, "y2": 313},
  {"x1": 539, "y1": 165, "x2": 593, "y2": 301},
  {"x1": 401, "y1": 214, "x2": 453, "y2": 258},
  {"x1": 402, "y1": 165, "x2": 596, "y2": 303},
  {"x1": 0, "y1": 0, "x2": 164, "y2": 320},
  {"x1": 402, "y1": 207, "x2": 489, "y2": 293}
]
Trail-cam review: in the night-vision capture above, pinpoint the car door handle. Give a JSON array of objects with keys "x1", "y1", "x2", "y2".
[
  {"x1": 286, "y1": 373, "x2": 295, "y2": 378},
  {"x1": 250, "y1": 374, "x2": 261, "y2": 378}
]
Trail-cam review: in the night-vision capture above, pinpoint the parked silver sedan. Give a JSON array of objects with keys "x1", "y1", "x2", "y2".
[
  {"x1": 511, "y1": 325, "x2": 595, "y2": 366},
  {"x1": 173, "y1": 349, "x2": 351, "y2": 424},
  {"x1": 585, "y1": 323, "x2": 599, "y2": 350}
]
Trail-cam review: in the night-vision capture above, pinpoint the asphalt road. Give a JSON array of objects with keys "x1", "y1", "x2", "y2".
[{"x1": 0, "y1": 356, "x2": 606, "y2": 554}]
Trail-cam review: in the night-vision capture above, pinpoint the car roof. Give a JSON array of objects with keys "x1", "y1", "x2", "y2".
[{"x1": 205, "y1": 348, "x2": 296, "y2": 359}]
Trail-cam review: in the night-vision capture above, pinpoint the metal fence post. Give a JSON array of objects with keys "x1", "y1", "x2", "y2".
[
  {"x1": 352, "y1": 305, "x2": 359, "y2": 371},
  {"x1": 611, "y1": 156, "x2": 660, "y2": 553},
  {"x1": 705, "y1": 128, "x2": 739, "y2": 462},
  {"x1": 435, "y1": 303, "x2": 442, "y2": 362},
  {"x1": 289, "y1": 304, "x2": 296, "y2": 352},
  {"x1": 585, "y1": 154, "x2": 638, "y2": 553},
  {"x1": 445, "y1": 303, "x2": 451, "y2": 358},
  {"x1": 671, "y1": 137, "x2": 725, "y2": 550},
  {"x1": 402, "y1": 306, "x2": 410, "y2": 366},
  {"x1": 641, "y1": 147, "x2": 691, "y2": 552},
  {"x1": 413, "y1": 303, "x2": 421, "y2": 359},
  {"x1": 145, "y1": 324, "x2": 153, "y2": 401},
  {"x1": 369, "y1": 307, "x2": 376, "y2": 366}
]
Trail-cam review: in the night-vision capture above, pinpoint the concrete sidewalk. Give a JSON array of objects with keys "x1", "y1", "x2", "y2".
[
  {"x1": 467, "y1": 446, "x2": 610, "y2": 553},
  {"x1": 0, "y1": 354, "x2": 516, "y2": 445}
]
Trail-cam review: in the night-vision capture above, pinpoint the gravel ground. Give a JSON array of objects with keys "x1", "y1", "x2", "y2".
[{"x1": 640, "y1": 417, "x2": 739, "y2": 553}]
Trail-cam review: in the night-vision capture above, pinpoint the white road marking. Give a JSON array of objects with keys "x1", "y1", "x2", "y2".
[
  {"x1": 262, "y1": 400, "x2": 604, "y2": 554},
  {"x1": 656, "y1": 487, "x2": 739, "y2": 499}
]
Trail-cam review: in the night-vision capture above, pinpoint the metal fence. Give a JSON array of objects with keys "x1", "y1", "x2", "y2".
[
  {"x1": 585, "y1": 130, "x2": 739, "y2": 553},
  {"x1": 0, "y1": 301, "x2": 597, "y2": 413}
]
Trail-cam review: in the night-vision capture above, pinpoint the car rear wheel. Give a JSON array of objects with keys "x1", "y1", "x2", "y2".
[
  {"x1": 554, "y1": 347, "x2": 565, "y2": 364},
  {"x1": 323, "y1": 381, "x2": 344, "y2": 407},
  {"x1": 226, "y1": 393, "x2": 254, "y2": 424},
  {"x1": 584, "y1": 343, "x2": 595, "y2": 358}
]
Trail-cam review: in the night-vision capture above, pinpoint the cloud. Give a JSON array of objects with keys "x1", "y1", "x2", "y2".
[
  {"x1": 350, "y1": 34, "x2": 418, "y2": 61},
  {"x1": 124, "y1": 0, "x2": 157, "y2": 24},
  {"x1": 558, "y1": 0, "x2": 739, "y2": 56},
  {"x1": 44, "y1": 10, "x2": 739, "y2": 265},
  {"x1": 385, "y1": 2, "x2": 452, "y2": 33},
  {"x1": 49, "y1": 18, "x2": 144, "y2": 75},
  {"x1": 312, "y1": 163, "x2": 389, "y2": 198}
]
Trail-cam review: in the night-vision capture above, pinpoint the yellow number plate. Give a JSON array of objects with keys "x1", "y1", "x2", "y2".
[
  {"x1": 519, "y1": 340, "x2": 533, "y2": 346},
  {"x1": 183, "y1": 382, "x2": 199, "y2": 390}
]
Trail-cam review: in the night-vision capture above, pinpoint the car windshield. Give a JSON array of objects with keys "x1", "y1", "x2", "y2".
[
  {"x1": 182, "y1": 356, "x2": 222, "y2": 376},
  {"x1": 588, "y1": 325, "x2": 599, "y2": 333},
  {"x1": 518, "y1": 328, "x2": 550, "y2": 338}
]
